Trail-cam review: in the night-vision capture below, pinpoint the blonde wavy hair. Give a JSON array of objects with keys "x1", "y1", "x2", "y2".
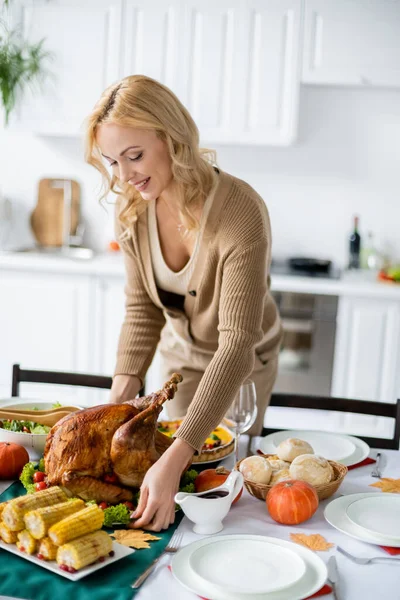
[{"x1": 84, "y1": 74, "x2": 217, "y2": 237}]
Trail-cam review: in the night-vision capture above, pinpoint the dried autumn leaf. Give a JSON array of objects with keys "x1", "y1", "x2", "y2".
[
  {"x1": 110, "y1": 529, "x2": 161, "y2": 549},
  {"x1": 369, "y1": 478, "x2": 400, "y2": 493},
  {"x1": 290, "y1": 533, "x2": 334, "y2": 551}
]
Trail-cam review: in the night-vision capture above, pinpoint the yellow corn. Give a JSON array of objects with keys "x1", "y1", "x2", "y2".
[
  {"x1": 48, "y1": 504, "x2": 104, "y2": 545},
  {"x1": 0, "y1": 521, "x2": 18, "y2": 543},
  {"x1": 38, "y1": 537, "x2": 58, "y2": 561},
  {"x1": 17, "y1": 529, "x2": 37, "y2": 555},
  {"x1": 2, "y1": 486, "x2": 67, "y2": 531},
  {"x1": 0, "y1": 502, "x2": 7, "y2": 520},
  {"x1": 24, "y1": 499, "x2": 85, "y2": 540},
  {"x1": 57, "y1": 530, "x2": 112, "y2": 570}
]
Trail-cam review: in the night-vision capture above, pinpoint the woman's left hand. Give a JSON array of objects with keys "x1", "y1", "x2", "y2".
[{"x1": 131, "y1": 438, "x2": 194, "y2": 531}]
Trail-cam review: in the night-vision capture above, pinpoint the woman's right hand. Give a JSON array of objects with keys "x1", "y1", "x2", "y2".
[{"x1": 109, "y1": 374, "x2": 142, "y2": 403}]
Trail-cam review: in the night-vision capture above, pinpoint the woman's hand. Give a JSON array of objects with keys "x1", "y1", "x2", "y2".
[
  {"x1": 109, "y1": 374, "x2": 141, "y2": 404},
  {"x1": 131, "y1": 438, "x2": 195, "y2": 531}
]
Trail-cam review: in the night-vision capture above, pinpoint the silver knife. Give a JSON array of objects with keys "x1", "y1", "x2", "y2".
[{"x1": 327, "y1": 556, "x2": 341, "y2": 600}]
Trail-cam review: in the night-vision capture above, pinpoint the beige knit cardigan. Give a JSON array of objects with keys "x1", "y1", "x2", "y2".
[{"x1": 114, "y1": 170, "x2": 282, "y2": 452}]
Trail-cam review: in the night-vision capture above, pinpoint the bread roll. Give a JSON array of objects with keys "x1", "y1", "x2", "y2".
[
  {"x1": 239, "y1": 456, "x2": 272, "y2": 484},
  {"x1": 266, "y1": 458, "x2": 290, "y2": 472},
  {"x1": 289, "y1": 454, "x2": 333, "y2": 486},
  {"x1": 276, "y1": 438, "x2": 314, "y2": 462},
  {"x1": 270, "y1": 468, "x2": 291, "y2": 485}
]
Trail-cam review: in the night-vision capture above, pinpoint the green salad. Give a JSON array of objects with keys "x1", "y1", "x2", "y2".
[{"x1": 0, "y1": 402, "x2": 62, "y2": 435}]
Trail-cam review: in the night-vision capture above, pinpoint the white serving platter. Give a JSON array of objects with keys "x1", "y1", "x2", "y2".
[{"x1": 0, "y1": 540, "x2": 134, "y2": 581}]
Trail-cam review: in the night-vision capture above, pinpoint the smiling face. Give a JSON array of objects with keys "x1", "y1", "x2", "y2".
[{"x1": 96, "y1": 123, "x2": 175, "y2": 202}]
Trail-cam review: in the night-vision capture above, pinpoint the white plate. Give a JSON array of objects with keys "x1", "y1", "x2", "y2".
[
  {"x1": 346, "y1": 495, "x2": 400, "y2": 541},
  {"x1": 324, "y1": 492, "x2": 400, "y2": 547},
  {"x1": 0, "y1": 540, "x2": 134, "y2": 580},
  {"x1": 259, "y1": 430, "x2": 370, "y2": 466},
  {"x1": 171, "y1": 534, "x2": 327, "y2": 600},
  {"x1": 188, "y1": 537, "x2": 306, "y2": 595}
]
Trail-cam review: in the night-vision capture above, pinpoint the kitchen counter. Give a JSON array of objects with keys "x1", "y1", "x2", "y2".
[{"x1": 1, "y1": 250, "x2": 400, "y2": 299}]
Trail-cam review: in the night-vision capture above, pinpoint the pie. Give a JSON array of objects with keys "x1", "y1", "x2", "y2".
[{"x1": 157, "y1": 420, "x2": 234, "y2": 463}]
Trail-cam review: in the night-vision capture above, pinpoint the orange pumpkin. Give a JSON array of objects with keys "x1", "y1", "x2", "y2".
[
  {"x1": 194, "y1": 466, "x2": 243, "y2": 504},
  {"x1": 266, "y1": 479, "x2": 319, "y2": 525},
  {"x1": 0, "y1": 442, "x2": 30, "y2": 480}
]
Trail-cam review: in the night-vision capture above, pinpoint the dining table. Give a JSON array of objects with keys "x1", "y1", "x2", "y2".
[{"x1": 0, "y1": 436, "x2": 399, "y2": 600}]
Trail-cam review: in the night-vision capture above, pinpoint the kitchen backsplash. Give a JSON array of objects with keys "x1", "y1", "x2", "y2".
[{"x1": 1, "y1": 86, "x2": 400, "y2": 266}]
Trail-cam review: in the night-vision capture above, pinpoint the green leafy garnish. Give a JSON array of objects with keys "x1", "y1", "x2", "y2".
[
  {"x1": 52, "y1": 402, "x2": 62, "y2": 408},
  {"x1": 210, "y1": 433, "x2": 221, "y2": 441},
  {"x1": 102, "y1": 504, "x2": 131, "y2": 527},
  {"x1": 19, "y1": 459, "x2": 46, "y2": 493}
]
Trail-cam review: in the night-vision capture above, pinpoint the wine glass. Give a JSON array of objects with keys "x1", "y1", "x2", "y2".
[{"x1": 225, "y1": 380, "x2": 258, "y2": 464}]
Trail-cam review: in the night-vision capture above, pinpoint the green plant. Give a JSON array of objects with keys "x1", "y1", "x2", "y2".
[{"x1": 0, "y1": 6, "x2": 51, "y2": 125}]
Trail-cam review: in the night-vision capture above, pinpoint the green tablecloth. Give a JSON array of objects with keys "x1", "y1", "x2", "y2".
[{"x1": 0, "y1": 482, "x2": 183, "y2": 600}]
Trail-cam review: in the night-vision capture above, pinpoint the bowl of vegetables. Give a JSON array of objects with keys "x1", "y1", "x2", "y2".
[{"x1": 0, "y1": 399, "x2": 81, "y2": 459}]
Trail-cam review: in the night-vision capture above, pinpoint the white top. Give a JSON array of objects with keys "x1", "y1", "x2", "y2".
[{"x1": 148, "y1": 181, "x2": 217, "y2": 295}]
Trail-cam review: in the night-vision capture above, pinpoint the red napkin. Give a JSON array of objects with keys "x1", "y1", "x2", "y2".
[
  {"x1": 347, "y1": 457, "x2": 376, "y2": 470},
  {"x1": 167, "y1": 566, "x2": 332, "y2": 598}
]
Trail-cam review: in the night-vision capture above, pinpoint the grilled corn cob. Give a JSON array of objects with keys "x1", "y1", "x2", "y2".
[
  {"x1": 38, "y1": 536, "x2": 58, "y2": 561},
  {"x1": 17, "y1": 529, "x2": 37, "y2": 555},
  {"x1": 24, "y1": 499, "x2": 85, "y2": 540},
  {"x1": 57, "y1": 530, "x2": 112, "y2": 570},
  {"x1": 49, "y1": 504, "x2": 104, "y2": 545},
  {"x1": 0, "y1": 502, "x2": 7, "y2": 520},
  {"x1": 2, "y1": 486, "x2": 67, "y2": 531},
  {"x1": 0, "y1": 521, "x2": 18, "y2": 543}
]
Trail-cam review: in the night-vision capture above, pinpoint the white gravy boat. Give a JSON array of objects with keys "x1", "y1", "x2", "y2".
[{"x1": 175, "y1": 470, "x2": 244, "y2": 534}]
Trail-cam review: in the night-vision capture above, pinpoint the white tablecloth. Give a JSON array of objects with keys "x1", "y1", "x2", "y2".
[{"x1": 1, "y1": 440, "x2": 399, "y2": 600}]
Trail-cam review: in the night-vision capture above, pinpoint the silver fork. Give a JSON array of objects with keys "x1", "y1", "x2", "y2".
[
  {"x1": 131, "y1": 530, "x2": 183, "y2": 589},
  {"x1": 337, "y1": 546, "x2": 400, "y2": 565},
  {"x1": 370, "y1": 452, "x2": 382, "y2": 478}
]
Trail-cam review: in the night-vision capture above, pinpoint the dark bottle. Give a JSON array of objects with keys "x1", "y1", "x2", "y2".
[{"x1": 349, "y1": 215, "x2": 361, "y2": 269}]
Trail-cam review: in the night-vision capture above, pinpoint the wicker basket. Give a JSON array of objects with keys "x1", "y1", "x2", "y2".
[{"x1": 235, "y1": 455, "x2": 348, "y2": 501}]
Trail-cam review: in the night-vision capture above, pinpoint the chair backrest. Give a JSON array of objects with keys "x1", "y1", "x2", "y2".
[
  {"x1": 263, "y1": 392, "x2": 400, "y2": 450},
  {"x1": 12, "y1": 364, "x2": 113, "y2": 397}
]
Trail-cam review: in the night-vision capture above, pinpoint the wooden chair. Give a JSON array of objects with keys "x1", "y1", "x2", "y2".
[
  {"x1": 262, "y1": 393, "x2": 400, "y2": 450},
  {"x1": 11, "y1": 364, "x2": 145, "y2": 398}
]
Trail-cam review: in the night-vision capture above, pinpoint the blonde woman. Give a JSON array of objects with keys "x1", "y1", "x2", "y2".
[{"x1": 85, "y1": 75, "x2": 282, "y2": 531}]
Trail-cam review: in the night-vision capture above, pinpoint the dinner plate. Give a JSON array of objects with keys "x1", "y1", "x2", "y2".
[
  {"x1": 259, "y1": 430, "x2": 370, "y2": 466},
  {"x1": 188, "y1": 537, "x2": 306, "y2": 595},
  {"x1": 346, "y1": 495, "x2": 400, "y2": 541},
  {"x1": 0, "y1": 540, "x2": 134, "y2": 580},
  {"x1": 324, "y1": 492, "x2": 400, "y2": 547},
  {"x1": 171, "y1": 534, "x2": 327, "y2": 600}
]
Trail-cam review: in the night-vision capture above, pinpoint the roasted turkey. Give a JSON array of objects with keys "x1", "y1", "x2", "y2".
[{"x1": 43, "y1": 374, "x2": 183, "y2": 504}]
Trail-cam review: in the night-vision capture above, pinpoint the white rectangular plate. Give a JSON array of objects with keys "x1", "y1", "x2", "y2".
[{"x1": 0, "y1": 540, "x2": 135, "y2": 581}]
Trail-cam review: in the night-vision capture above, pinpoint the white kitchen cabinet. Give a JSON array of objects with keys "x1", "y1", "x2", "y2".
[
  {"x1": 10, "y1": 0, "x2": 301, "y2": 144},
  {"x1": 9, "y1": 0, "x2": 123, "y2": 135},
  {"x1": 302, "y1": 0, "x2": 400, "y2": 88},
  {"x1": 120, "y1": 0, "x2": 183, "y2": 99},
  {"x1": 332, "y1": 296, "x2": 400, "y2": 439},
  {"x1": 0, "y1": 270, "x2": 94, "y2": 403},
  {"x1": 180, "y1": 0, "x2": 301, "y2": 145},
  {"x1": 92, "y1": 276, "x2": 162, "y2": 403}
]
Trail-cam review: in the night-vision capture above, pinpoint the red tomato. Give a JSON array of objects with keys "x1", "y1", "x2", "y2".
[
  {"x1": 123, "y1": 501, "x2": 135, "y2": 511},
  {"x1": 98, "y1": 501, "x2": 109, "y2": 510},
  {"x1": 104, "y1": 473, "x2": 119, "y2": 484},
  {"x1": 33, "y1": 471, "x2": 45, "y2": 483},
  {"x1": 35, "y1": 481, "x2": 48, "y2": 491}
]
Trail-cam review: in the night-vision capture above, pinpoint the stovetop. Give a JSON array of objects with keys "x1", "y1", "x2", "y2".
[{"x1": 271, "y1": 259, "x2": 342, "y2": 280}]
